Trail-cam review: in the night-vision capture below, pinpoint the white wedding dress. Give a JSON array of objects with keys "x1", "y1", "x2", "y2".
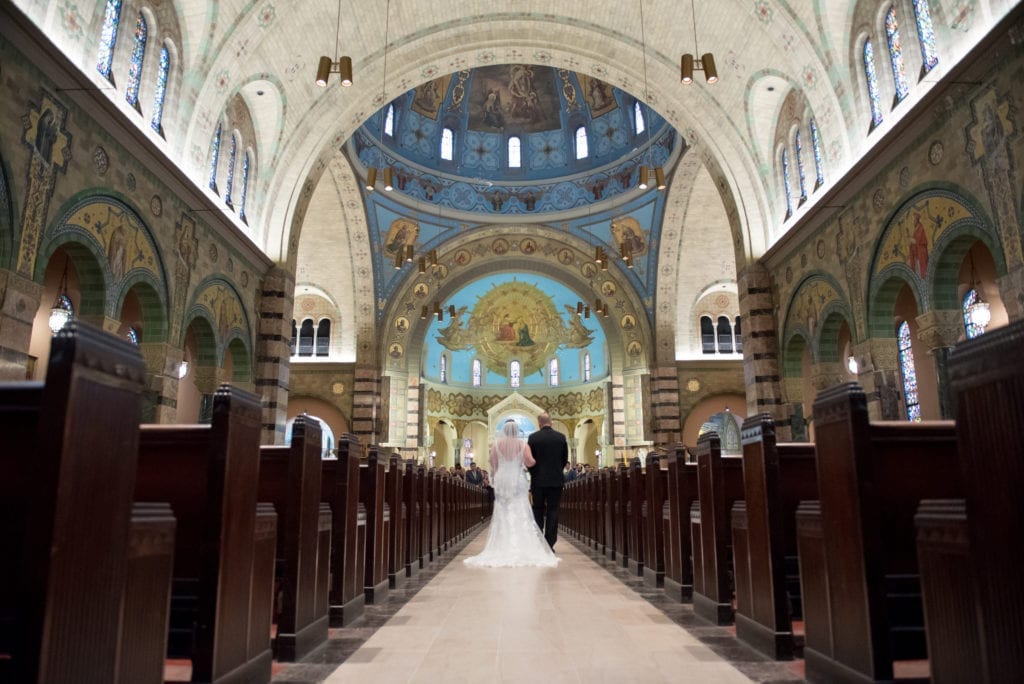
[{"x1": 464, "y1": 424, "x2": 560, "y2": 568}]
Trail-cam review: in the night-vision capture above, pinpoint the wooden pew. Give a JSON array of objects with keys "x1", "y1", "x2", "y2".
[
  {"x1": 386, "y1": 455, "x2": 406, "y2": 590},
  {"x1": 691, "y1": 432, "x2": 745, "y2": 625},
  {"x1": 642, "y1": 454, "x2": 667, "y2": 588},
  {"x1": 603, "y1": 468, "x2": 619, "y2": 561},
  {"x1": 322, "y1": 434, "x2": 365, "y2": 627},
  {"x1": 663, "y1": 444, "x2": 698, "y2": 602},
  {"x1": 798, "y1": 382, "x2": 961, "y2": 683},
  {"x1": 614, "y1": 463, "x2": 630, "y2": 568},
  {"x1": 361, "y1": 450, "x2": 389, "y2": 603},
  {"x1": 257, "y1": 415, "x2": 329, "y2": 661},
  {"x1": 404, "y1": 461, "x2": 422, "y2": 577},
  {"x1": 626, "y1": 459, "x2": 645, "y2": 576},
  {"x1": 135, "y1": 385, "x2": 276, "y2": 684},
  {"x1": 919, "y1": 318, "x2": 1024, "y2": 683},
  {"x1": 732, "y1": 414, "x2": 816, "y2": 660},
  {"x1": 0, "y1": 322, "x2": 174, "y2": 684}
]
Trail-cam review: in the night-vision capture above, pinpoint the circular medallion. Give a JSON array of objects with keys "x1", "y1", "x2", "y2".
[
  {"x1": 899, "y1": 166, "x2": 911, "y2": 188},
  {"x1": 558, "y1": 248, "x2": 575, "y2": 265},
  {"x1": 520, "y1": 238, "x2": 537, "y2": 255},
  {"x1": 331, "y1": 382, "x2": 345, "y2": 395},
  {"x1": 581, "y1": 262, "x2": 597, "y2": 278},
  {"x1": 387, "y1": 342, "x2": 404, "y2": 359},
  {"x1": 626, "y1": 341, "x2": 642, "y2": 357},
  {"x1": 492, "y1": 238, "x2": 509, "y2": 255},
  {"x1": 92, "y1": 147, "x2": 109, "y2": 175},
  {"x1": 226, "y1": 257, "x2": 234, "y2": 274},
  {"x1": 413, "y1": 282, "x2": 429, "y2": 298},
  {"x1": 686, "y1": 378, "x2": 701, "y2": 392},
  {"x1": 301, "y1": 299, "x2": 315, "y2": 312},
  {"x1": 453, "y1": 249, "x2": 471, "y2": 266},
  {"x1": 620, "y1": 314, "x2": 636, "y2": 330},
  {"x1": 816, "y1": 239, "x2": 826, "y2": 259},
  {"x1": 209, "y1": 244, "x2": 219, "y2": 263},
  {"x1": 126, "y1": 173, "x2": 136, "y2": 192},
  {"x1": 395, "y1": 317, "x2": 410, "y2": 334},
  {"x1": 714, "y1": 294, "x2": 729, "y2": 310},
  {"x1": 150, "y1": 194, "x2": 162, "y2": 216},
  {"x1": 928, "y1": 141, "x2": 943, "y2": 165},
  {"x1": 601, "y1": 281, "x2": 616, "y2": 297},
  {"x1": 872, "y1": 187, "x2": 886, "y2": 211}
]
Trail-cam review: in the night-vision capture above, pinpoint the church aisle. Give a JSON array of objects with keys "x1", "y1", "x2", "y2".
[{"x1": 312, "y1": 526, "x2": 800, "y2": 683}]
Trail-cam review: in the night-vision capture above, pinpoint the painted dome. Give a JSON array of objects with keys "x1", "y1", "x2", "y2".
[{"x1": 350, "y1": 65, "x2": 680, "y2": 215}]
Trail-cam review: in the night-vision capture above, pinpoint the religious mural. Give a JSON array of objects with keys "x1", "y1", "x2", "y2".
[
  {"x1": 383, "y1": 218, "x2": 418, "y2": 257},
  {"x1": 189, "y1": 280, "x2": 249, "y2": 348},
  {"x1": 435, "y1": 279, "x2": 595, "y2": 379},
  {"x1": 410, "y1": 75, "x2": 453, "y2": 120},
  {"x1": 873, "y1": 195, "x2": 974, "y2": 279},
  {"x1": 577, "y1": 74, "x2": 618, "y2": 118},
  {"x1": 610, "y1": 217, "x2": 648, "y2": 257},
  {"x1": 468, "y1": 65, "x2": 561, "y2": 132},
  {"x1": 786, "y1": 277, "x2": 841, "y2": 342}
]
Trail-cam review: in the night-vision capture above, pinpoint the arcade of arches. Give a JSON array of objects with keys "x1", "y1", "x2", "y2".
[{"x1": 2, "y1": 2, "x2": 1023, "y2": 462}]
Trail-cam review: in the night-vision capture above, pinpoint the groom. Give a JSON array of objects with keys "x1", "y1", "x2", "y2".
[{"x1": 527, "y1": 412, "x2": 569, "y2": 549}]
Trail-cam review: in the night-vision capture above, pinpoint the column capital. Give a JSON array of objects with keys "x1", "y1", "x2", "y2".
[{"x1": 915, "y1": 309, "x2": 963, "y2": 350}]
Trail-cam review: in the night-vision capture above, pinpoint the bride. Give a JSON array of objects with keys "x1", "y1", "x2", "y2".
[{"x1": 464, "y1": 420, "x2": 560, "y2": 567}]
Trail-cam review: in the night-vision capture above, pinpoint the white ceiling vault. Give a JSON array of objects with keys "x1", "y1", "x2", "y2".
[{"x1": 17, "y1": 0, "x2": 1012, "y2": 362}]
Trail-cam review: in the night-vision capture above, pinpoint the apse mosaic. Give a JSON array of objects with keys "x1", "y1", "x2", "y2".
[{"x1": 422, "y1": 273, "x2": 608, "y2": 387}]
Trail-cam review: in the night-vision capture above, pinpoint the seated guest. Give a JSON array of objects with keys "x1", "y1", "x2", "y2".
[
  {"x1": 465, "y1": 461, "x2": 484, "y2": 486},
  {"x1": 564, "y1": 462, "x2": 578, "y2": 482}
]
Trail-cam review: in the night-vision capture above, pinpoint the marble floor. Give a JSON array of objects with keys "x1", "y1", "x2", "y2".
[{"x1": 272, "y1": 526, "x2": 805, "y2": 683}]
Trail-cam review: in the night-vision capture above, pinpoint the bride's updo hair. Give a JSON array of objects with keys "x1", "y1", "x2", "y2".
[{"x1": 502, "y1": 419, "x2": 520, "y2": 440}]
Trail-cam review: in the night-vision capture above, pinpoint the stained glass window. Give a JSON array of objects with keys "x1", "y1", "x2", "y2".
[
  {"x1": 224, "y1": 134, "x2": 237, "y2": 208},
  {"x1": 864, "y1": 39, "x2": 884, "y2": 127},
  {"x1": 384, "y1": 104, "x2": 395, "y2": 137},
  {"x1": 810, "y1": 119, "x2": 825, "y2": 187},
  {"x1": 239, "y1": 151, "x2": 251, "y2": 223},
  {"x1": 440, "y1": 354, "x2": 447, "y2": 383},
  {"x1": 510, "y1": 360, "x2": 521, "y2": 388},
  {"x1": 472, "y1": 359, "x2": 481, "y2": 387},
  {"x1": 583, "y1": 352, "x2": 591, "y2": 381},
  {"x1": 912, "y1": 0, "x2": 939, "y2": 73},
  {"x1": 208, "y1": 122, "x2": 222, "y2": 191},
  {"x1": 150, "y1": 46, "x2": 169, "y2": 133},
  {"x1": 634, "y1": 101, "x2": 646, "y2": 134},
  {"x1": 96, "y1": 0, "x2": 122, "y2": 80},
  {"x1": 126, "y1": 326, "x2": 140, "y2": 346},
  {"x1": 962, "y1": 289, "x2": 984, "y2": 340},
  {"x1": 440, "y1": 127, "x2": 454, "y2": 160},
  {"x1": 508, "y1": 136, "x2": 521, "y2": 168},
  {"x1": 897, "y1": 321, "x2": 921, "y2": 421},
  {"x1": 575, "y1": 126, "x2": 589, "y2": 159},
  {"x1": 125, "y1": 14, "x2": 147, "y2": 107},
  {"x1": 549, "y1": 358, "x2": 559, "y2": 386},
  {"x1": 885, "y1": 6, "x2": 910, "y2": 103},
  {"x1": 795, "y1": 131, "x2": 808, "y2": 202},
  {"x1": 781, "y1": 148, "x2": 793, "y2": 219}
]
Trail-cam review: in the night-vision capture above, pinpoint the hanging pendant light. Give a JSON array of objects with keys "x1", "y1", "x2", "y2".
[{"x1": 48, "y1": 258, "x2": 74, "y2": 334}]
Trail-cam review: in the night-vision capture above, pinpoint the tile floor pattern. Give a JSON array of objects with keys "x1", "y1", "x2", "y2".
[{"x1": 272, "y1": 525, "x2": 805, "y2": 683}]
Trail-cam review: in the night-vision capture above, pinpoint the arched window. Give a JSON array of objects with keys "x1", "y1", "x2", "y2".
[
  {"x1": 290, "y1": 320, "x2": 297, "y2": 356},
  {"x1": 125, "y1": 13, "x2": 147, "y2": 108},
  {"x1": 781, "y1": 148, "x2": 793, "y2": 219},
  {"x1": 96, "y1": 0, "x2": 122, "y2": 80},
  {"x1": 439, "y1": 353, "x2": 448, "y2": 383},
  {"x1": 962, "y1": 289, "x2": 984, "y2": 340},
  {"x1": 239, "y1": 150, "x2": 251, "y2": 223},
  {"x1": 912, "y1": 0, "x2": 939, "y2": 73},
  {"x1": 885, "y1": 5, "x2": 910, "y2": 103},
  {"x1": 717, "y1": 316, "x2": 734, "y2": 353},
  {"x1": 208, "y1": 122, "x2": 222, "y2": 191},
  {"x1": 634, "y1": 101, "x2": 645, "y2": 134},
  {"x1": 583, "y1": 352, "x2": 591, "y2": 382},
  {"x1": 440, "y1": 127, "x2": 454, "y2": 161},
  {"x1": 384, "y1": 104, "x2": 395, "y2": 137},
  {"x1": 224, "y1": 134, "x2": 238, "y2": 208},
  {"x1": 472, "y1": 359, "x2": 482, "y2": 387},
  {"x1": 734, "y1": 316, "x2": 743, "y2": 353},
  {"x1": 700, "y1": 316, "x2": 716, "y2": 354},
  {"x1": 316, "y1": 319, "x2": 331, "y2": 356},
  {"x1": 864, "y1": 39, "x2": 884, "y2": 127},
  {"x1": 809, "y1": 119, "x2": 825, "y2": 188},
  {"x1": 298, "y1": 319, "x2": 315, "y2": 356},
  {"x1": 549, "y1": 358, "x2": 559, "y2": 386},
  {"x1": 897, "y1": 320, "x2": 921, "y2": 421},
  {"x1": 510, "y1": 360, "x2": 521, "y2": 388},
  {"x1": 126, "y1": 326, "x2": 140, "y2": 346},
  {"x1": 795, "y1": 130, "x2": 808, "y2": 203},
  {"x1": 508, "y1": 136, "x2": 521, "y2": 168},
  {"x1": 575, "y1": 126, "x2": 589, "y2": 159},
  {"x1": 150, "y1": 46, "x2": 169, "y2": 134}
]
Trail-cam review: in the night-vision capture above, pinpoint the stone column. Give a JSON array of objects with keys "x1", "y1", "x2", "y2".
[
  {"x1": 997, "y1": 265, "x2": 1024, "y2": 323},
  {"x1": 352, "y1": 366, "x2": 382, "y2": 447},
  {"x1": 650, "y1": 365, "x2": 682, "y2": 446},
  {"x1": 916, "y1": 309, "x2": 963, "y2": 420},
  {"x1": 810, "y1": 361, "x2": 847, "y2": 396},
  {"x1": 850, "y1": 338, "x2": 902, "y2": 420},
  {"x1": 737, "y1": 262, "x2": 790, "y2": 440},
  {"x1": 139, "y1": 341, "x2": 183, "y2": 423},
  {"x1": 78, "y1": 314, "x2": 120, "y2": 334},
  {"x1": 255, "y1": 266, "x2": 294, "y2": 444},
  {"x1": 0, "y1": 268, "x2": 43, "y2": 380}
]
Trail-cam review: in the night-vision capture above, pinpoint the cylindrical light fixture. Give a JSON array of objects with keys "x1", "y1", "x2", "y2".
[
  {"x1": 448, "y1": 305, "x2": 456, "y2": 318},
  {"x1": 655, "y1": 166, "x2": 666, "y2": 190},
  {"x1": 576, "y1": 301, "x2": 584, "y2": 315},
  {"x1": 404, "y1": 244, "x2": 414, "y2": 263},
  {"x1": 594, "y1": 246, "x2": 603, "y2": 264},
  {"x1": 702, "y1": 53, "x2": 718, "y2": 83},
  {"x1": 338, "y1": 56, "x2": 353, "y2": 87},
  {"x1": 383, "y1": 166, "x2": 394, "y2": 192},
  {"x1": 365, "y1": 166, "x2": 377, "y2": 191},
  {"x1": 393, "y1": 251, "x2": 403, "y2": 270},
  {"x1": 316, "y1": 56, "x2": 332, "y2": 87},
  {"x1": 638, "y1": 165, "x2": 649, "y2": 190},
  {"x1": 420, "y1": 305, "x2": 428, "y2": 320},
  {"x1": 680, "y1": 54, "x2": 694, "y2": 84},
  {"x1": 584, "y1": 306, "x2": 591, "y2": 319},
  {"x1": 620, "y1": 243, "x2": 630, "y2": 260},
  {"x1": 418, "y1": 257, "x2": 426, "y2": 274}
]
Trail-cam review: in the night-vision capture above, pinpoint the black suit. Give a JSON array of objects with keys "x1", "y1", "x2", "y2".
[{"x1": 527, "y1": 425, "x2": 569, "y2": 548}]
